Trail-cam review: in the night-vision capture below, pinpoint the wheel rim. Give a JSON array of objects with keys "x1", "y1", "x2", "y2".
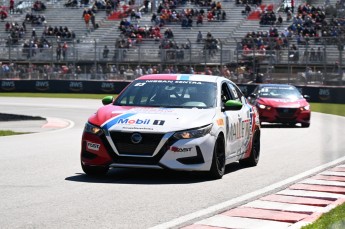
[
  {"x1": 216, "y1": 140, "x2": 225, "y2": 173},
  {"x1": 252, "y1": 134, "x2": 260, "y2": 161}
]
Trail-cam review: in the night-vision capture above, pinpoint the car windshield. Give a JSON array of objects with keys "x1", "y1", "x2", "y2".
[
  {"x1": 114, "y1": 80, "x2": 217, "y2": 108},
  {"x1": 258, "y1": 86, "x2": 303, "y2": 100}
]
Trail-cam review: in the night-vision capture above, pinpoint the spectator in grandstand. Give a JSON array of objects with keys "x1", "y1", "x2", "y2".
[
  {"x1": 197, "y1": 31, "x2": 203, "y2": 42},
  {"x1": 9, "y1": 0, "x2": 15, "y2": 14},
  {"x1": 91, "y1": 13, "x2": 96, "y2": 30},
  {"x1": 103, "y1": 45, "x2": 109, "y2": 58},
  {"x1": 83, "y1": 9, "x2": 91, "y2": 30},
  {"x1": 56, "y1": 44, "x2": 62, "y2": 61},
  {"x1": 164, "y1": 28, "x2": 174, "y2": 39},
  {"x1": 0, "y1": 9, "x2": 8, "y2": 20},
  {"x1": 287, "y1": 46, "x2": 297, "y2": 62},
  {"x1": 196, "y1": 13, "x2": 203, "y2": 25},
  {"x1": 316, "y1": 47, "x2": 323, "y2": 61},
  {"x1": 221, "y1": 10, "x2": 226, "y2": 20},
  {"x1": 244, "y1": 4, "x2": 251, "y2": 15},
  {"x1": 32, "y1": 1, "x2": 46, "y2": 11},
  {"x1": 31, "y1": 28, "x2": 37, "y2": 38},
  {"x1": 64, "y1": 0, "x2": 78, "y2": 7},
  {"x1": 277, "y1": 14, "x2": 283, "y2": 25},
  {"x1": 260, "y1": 10, "x2": 277, "y2": 25},
  {"x1": 5, "y1": 22, "x2": 11, "y2": 32}
]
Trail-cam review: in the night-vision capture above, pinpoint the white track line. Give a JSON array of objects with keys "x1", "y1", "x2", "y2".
[{"x1": 150, "y1": 155, "x2": 345, "y2": 229}]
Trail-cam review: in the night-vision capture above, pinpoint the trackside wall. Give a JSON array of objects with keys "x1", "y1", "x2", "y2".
[{"x1": 0, "y1": 80, "x2": 344, "y2": 103}]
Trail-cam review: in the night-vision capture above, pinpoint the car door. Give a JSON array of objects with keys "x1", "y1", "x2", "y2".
[{"x1": 223, "y1": 81, "x2": 251, "y2": 159}]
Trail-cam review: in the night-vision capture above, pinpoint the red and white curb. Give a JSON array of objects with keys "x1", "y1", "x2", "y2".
[
  {"x1": 41, "y1": 117, "x2": 72, "y2": 129},
  {"x1": 182, "y1": 165, "x2": 345, "y2": 229}
]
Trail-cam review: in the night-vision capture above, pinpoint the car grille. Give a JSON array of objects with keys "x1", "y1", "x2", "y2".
[
  {"x1": 109, "y1": 132, "x2": 165, "y2": 156},
  {"x1": 276, "y1": 108, "x2": 298, "y2": 118}
]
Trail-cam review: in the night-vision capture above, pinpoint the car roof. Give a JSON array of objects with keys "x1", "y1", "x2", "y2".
[{"x1": 137, "y1": 74, "x2": 222, "y2": 83}]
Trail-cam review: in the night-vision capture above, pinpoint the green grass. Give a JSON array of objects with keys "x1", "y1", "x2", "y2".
[
  {"x1": 302, "y1": 203, "x2": 345, "y2": 229},
  {"x1": 0, "y1": 130, "x2": 28, "y2": 136},
  {"x1": 310, "y1": 103, "x2": 345, "y2": 116}
]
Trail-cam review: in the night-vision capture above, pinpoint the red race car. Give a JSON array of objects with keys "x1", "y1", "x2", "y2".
[{"x1": 248, "y1": 84, "x2": 311, "y2": 127}]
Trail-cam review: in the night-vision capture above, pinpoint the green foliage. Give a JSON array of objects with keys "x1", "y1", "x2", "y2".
[
  {"x1": 301, "y1": 204, "x2": 345, "y2": 229},
  {"x1": 310, "y1": 103, "x2": 345, "y2": 117}
]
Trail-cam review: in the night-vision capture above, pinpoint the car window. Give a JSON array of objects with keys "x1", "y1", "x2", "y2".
[
  {"x1": 258, "y1": 86, "x2": 303, "y2": 99},
  {"x1": 227, "y1": 82, "x2": 241, "y2": 102},
  {"x1": 115, "y1": 80, "x2": 217, "y2": 108}
]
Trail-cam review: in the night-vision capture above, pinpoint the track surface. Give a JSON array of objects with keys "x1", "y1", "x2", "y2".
[{"x1": 0, "y1": 97, "x2": 344, "y2": 228}]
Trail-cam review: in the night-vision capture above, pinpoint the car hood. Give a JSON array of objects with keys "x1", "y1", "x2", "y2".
[
  {"x1": 257, "y1": 97, "x2": 308, "y2": 108},
  {"x1": 89, "y1": 106, "x2": 216, "y2": 132}
]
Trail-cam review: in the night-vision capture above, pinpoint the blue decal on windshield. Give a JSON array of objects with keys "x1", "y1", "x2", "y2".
[{"x1": 180, "y1": 75, "x2": 190, "y2": 80}]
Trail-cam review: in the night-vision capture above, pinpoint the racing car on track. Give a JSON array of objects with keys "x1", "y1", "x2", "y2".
[
  {"x1": 81, "y1": 74, "x2": 261, "y2": 179},
  {"x1": 247, "y1": 84, "x2": 311, "y2": 127}
]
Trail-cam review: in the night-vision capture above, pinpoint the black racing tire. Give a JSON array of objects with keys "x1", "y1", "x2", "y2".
[
  {"x1": 81, "y1": 162, "x2": 109, "y2": 176},
  {"x1": 208, "y1": 136, "x2": 226, "y2": 179},
  {"x1": 239, "y1": 130, "x2": 260, "y2": 167},
  {"x1": 301, "y1": 123, "x2": 310, "y2": 128}
]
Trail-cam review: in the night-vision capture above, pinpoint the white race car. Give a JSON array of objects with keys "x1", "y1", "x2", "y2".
[{"x1": 81, "y1": 74, "x2": 261, "y2": 179}]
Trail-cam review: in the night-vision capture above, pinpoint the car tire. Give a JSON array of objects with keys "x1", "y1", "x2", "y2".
[
  {"x1": 239, "y1": 131, "x2": 260, "y2": 167},
  {"x1": 81, "y1": 162, "x2": 109, "y2": 176},
  {"x1": 208, "y1": 136, "x2": 226, "y2": 179},
  {"x1": 301, "y1": 123, "x2": 310, "y2": 128}
]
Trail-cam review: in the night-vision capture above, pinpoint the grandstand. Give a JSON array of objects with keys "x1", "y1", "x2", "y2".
[{"x1": 0, "y1": 0, "x2": 344, "y2": 85}]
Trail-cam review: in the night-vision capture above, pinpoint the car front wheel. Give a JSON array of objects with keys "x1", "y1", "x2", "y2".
[{"x1": 208, "y1": 136, "x2": 226, "y2": 179}]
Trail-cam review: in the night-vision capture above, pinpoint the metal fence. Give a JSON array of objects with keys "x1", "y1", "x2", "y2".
[{"x1": 0, "y1": 37, "x2": 344, "y2": 86}]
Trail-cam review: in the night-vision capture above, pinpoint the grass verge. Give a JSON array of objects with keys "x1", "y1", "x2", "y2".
[
  {"x1": 302, "y1": 204, "x2": 345, "y2": 229},
  {"x1": 0, "y1": 130, "x2": 28, "y2": 136}
]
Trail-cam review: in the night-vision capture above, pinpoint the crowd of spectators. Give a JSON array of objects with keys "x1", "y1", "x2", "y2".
[
  {"x1": 25, "y1": 13, "x2": 47, "y2": 25},
  {"x1": 239, "y1": 1, "x2": 344, "y2": 64}
]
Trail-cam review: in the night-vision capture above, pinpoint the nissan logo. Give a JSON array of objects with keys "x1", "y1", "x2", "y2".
[{"x1": 131, "y1": 133, "x2": 142, "y2": 144}]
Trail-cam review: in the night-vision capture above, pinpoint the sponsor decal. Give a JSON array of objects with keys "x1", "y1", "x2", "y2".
[
  {"x1": 319, "y1": 88, "x2": 331, "y2": 101},
  {"x1": 170, "y1": 146, "x2": 192, "y2": 152},
  {"x1": 69, "y1": 81, "x2": 83, "y2": 92},
  {"x1": 122, "y1": 127, "x2": 154, "y2": 130},
  {"x1": 228, "y1": 116, "x2": 251, "y2": 142},
  {"x1": 127, "y1": 107, "x2": 175, "y2": 113},
  {"x1": 87, "y1": 142, "x2": 100, "y2": 151},
  {"x1": 153, "y1": 120, "x2": 165, "y2": 125},
  {"x1": 35, "y1": 81, "x2": 49, "y2": 91},
  {"x1": 101, "y1": 82, "x2": 114, "y2": 92},
  {"x1": 127, "y1": 107, "x2": 175, "y2": 114},
  {"x1": 145, "y1": 80, "x2": 202, "y2": 84},
  {"x1": 1, "y1": 80, "x2": 15, "y2": 91},
  {"x1": 117, "y1": 118, "x2": 150, "y2": 125},
  {"x1": 217, "y1": 118, "x2": 224, "y2": 126}
]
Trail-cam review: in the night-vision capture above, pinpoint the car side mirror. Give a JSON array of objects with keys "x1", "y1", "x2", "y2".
[
  {"x1": 224, "y1": 100, "x2": 243, "y2": 111},
  {"x1": 102, "y1": 96, "x2": 114, "y2": 105},
  {"x1": 303, "y1": 95, "x2": 310, "y2": 101}
]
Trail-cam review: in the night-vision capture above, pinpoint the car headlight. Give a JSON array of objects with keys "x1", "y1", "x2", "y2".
[
  {"x1": 258, "y1": 103, "x2": 271, "y2": 110},
  {"x1": 173, "y1": 124, "x2": 212, "y2": 139},
  {"x1": 300, "y1": 105, "x2": 310, "y2": 111},
  {"x1": 84, "y1": 122, "x2": 103, "y2": 135}
]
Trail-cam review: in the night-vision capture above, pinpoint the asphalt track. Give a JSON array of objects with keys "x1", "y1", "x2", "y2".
[{"x1": 0, "y1": 97, "x2": 345, "y2": 229}]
